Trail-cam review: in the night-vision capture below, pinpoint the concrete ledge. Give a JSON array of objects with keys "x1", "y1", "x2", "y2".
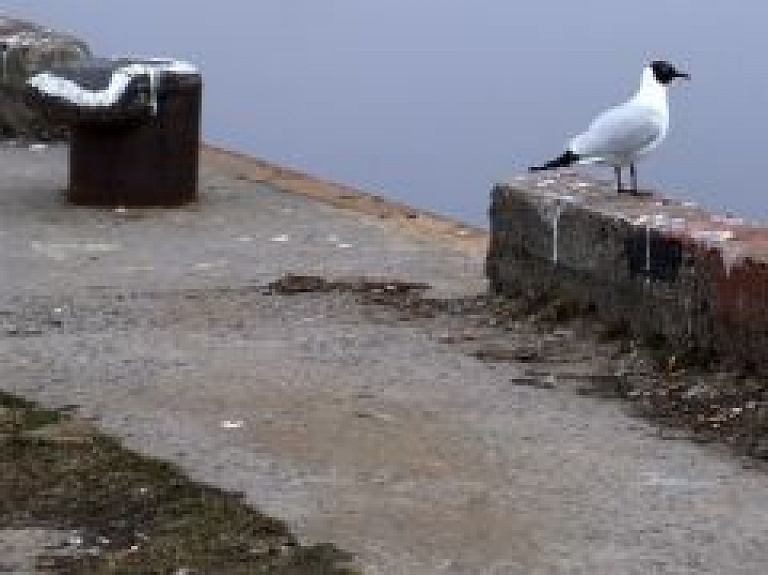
[
  {"x1": 487, "y1": 172, "x2": 768, "y2": 372},
  {"x1": 201, "y1": 144, "x2": 487, "y2": 256}
]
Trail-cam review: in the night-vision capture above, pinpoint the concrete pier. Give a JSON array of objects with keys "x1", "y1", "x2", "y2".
[
  {"x1": 4, "y1": 143, "x2": 768, "y2": 574},
  {"x1": 487, "y1": 172, "x2": 768, "y2": 372}
]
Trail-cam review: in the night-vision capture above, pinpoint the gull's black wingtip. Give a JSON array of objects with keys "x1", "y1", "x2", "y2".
[{"x1": 529, "y1": 150, "x2": 580, "y2": 172}]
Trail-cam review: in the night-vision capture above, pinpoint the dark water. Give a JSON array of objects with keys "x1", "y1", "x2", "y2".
[{"x1": 6, "y1": 2, "x2": 768, "y2": 225}]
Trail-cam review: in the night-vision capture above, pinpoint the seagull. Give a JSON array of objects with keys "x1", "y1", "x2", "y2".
[{"x1": 529, "y1": 60, "x2": 689, "y2": 194}]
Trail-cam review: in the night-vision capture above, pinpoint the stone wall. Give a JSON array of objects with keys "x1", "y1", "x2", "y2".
[
  {"x1": 487, "y1": 173, "x2": 768, "y2": 372},
  {"x1": 0, "y1": 16, "x2": 90, "y2": 139}
]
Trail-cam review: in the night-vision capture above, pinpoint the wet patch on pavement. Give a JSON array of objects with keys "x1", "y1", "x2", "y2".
[{"x1": 261, "y1": 274, "x2": 768, "y2": 465}]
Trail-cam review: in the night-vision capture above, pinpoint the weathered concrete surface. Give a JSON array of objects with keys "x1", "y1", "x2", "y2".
[
  {"x1": 201, "y1": 144, "x2": 486, "y2": 253},
  {"x1": 0, "y1": 16, "x2": 90, "y2": 139},
  {"x1": 2, "y1": 145, "x2": 768, "y2": 574},
  {"x1": 488, "y1": 172, "x2": 768, "y2": 372},
  {"x1": 0, "y1": 528, "x2": 82, "y2": 573}
]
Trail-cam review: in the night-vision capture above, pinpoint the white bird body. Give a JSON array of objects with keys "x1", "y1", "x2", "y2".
[
  {"x1": 530, "y1": 60, "x2": 688, "y2": 194},
  {"x1": 569, "y1": 66, "x2": 669, "y2": 167}
]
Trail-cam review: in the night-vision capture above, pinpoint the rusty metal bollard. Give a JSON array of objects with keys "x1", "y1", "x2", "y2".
[{"x1": 26, "y1": 57, "x2": 202, "y2": 207}]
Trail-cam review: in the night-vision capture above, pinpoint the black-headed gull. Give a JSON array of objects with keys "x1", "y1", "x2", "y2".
[{"x1": 529, "y1": 60, "x2": 689, "y2": 194}]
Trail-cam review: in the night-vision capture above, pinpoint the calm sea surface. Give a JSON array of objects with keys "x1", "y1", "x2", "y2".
[{"x1": 6, "y1": 2, "x2": 768, "y2": 225}]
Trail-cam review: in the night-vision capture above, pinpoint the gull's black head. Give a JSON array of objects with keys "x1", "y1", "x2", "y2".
[{"x1": 650, "y1": 60, "x2": 690, "y2": 85}]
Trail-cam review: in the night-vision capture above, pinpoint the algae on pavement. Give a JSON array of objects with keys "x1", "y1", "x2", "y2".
[{"x1": 0, "y1": 392, "x2": 356, "y2": 574}]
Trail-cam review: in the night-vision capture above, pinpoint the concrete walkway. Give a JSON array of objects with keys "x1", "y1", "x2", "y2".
[{"x1": 1, "y1": 143, "x2": 767, "y2": 574}]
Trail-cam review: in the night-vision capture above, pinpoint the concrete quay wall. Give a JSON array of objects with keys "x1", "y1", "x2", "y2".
[{"x1": 487, "y1": 172, "x2": 768, "y2": 372}]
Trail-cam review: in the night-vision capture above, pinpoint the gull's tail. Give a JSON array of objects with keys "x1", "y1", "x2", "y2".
[{"x1": 529, "y1": 150, "x2": 580, "y2": 172}]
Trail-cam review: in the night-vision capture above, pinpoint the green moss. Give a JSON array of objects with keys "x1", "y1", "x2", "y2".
[
  {"x1": 0, "y1": 391, "x2": 62, "y2": 433},
  {"x1": 0, "y1": 395, "x2": 357, "y2": 574}
]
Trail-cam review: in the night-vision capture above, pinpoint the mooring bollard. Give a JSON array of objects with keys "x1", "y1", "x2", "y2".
[{"x1": 25, "y1": 57, "x2": 202, "y2": 207}]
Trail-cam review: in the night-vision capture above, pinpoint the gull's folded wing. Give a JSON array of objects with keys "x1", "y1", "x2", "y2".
[{"x1": 569, "y1": 102, "x2": 664, "y2": 160}]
